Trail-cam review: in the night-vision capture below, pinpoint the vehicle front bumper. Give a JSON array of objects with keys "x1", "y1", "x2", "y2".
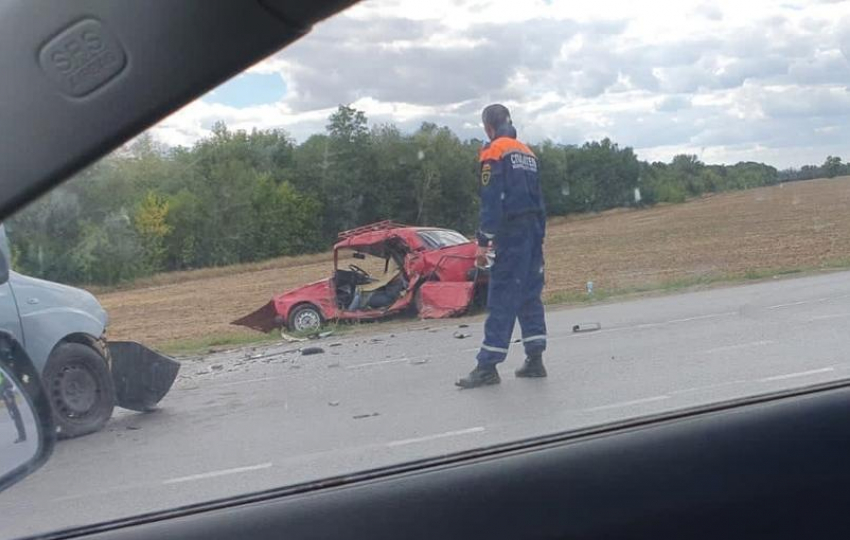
[{"x1": 108, "y1": 341, "x2": 180, "y2": 412}]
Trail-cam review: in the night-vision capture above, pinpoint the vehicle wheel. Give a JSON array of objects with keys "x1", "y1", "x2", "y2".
[
  {"x1": 288, "y1": 304, "x2": 323, "y2": 333},
  {"x1": 43, "y1": 342, "x2": 115, "y2": 439}
]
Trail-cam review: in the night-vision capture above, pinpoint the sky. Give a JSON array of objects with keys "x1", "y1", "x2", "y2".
[{"x1": 150, "y1": 0, "x2": 850, "y2": 168}]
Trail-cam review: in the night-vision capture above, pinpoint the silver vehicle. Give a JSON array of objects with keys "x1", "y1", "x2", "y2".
[{"x1": 0, "y1": 224, "x2": 178, "y2": 438}]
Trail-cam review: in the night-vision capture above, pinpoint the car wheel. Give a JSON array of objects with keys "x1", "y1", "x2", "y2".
[
  {"x1": 43, "y1": 342, "x2": 115, "y2": 439},
  {"x1": 288, "y1": 304, "x2": 323, "y2": 333}
]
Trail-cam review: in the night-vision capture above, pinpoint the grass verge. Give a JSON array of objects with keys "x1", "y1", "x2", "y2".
[{"x1": 160, "y1": 323, "x2": 351, "y2": 357}]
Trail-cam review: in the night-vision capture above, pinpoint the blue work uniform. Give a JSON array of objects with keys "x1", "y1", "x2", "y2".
[{"x1": 476, "y1": 125, "x2": 547, "y2": 367}]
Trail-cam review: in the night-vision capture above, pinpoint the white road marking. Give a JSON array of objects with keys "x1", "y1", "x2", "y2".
[
  {"x1": 560, "y1": 311, "x2": 738, "y2": 340},
  {"x1": 387, "y1": 427, "x2": 485, "y2": 447},
  {"x1": 466, "y1": 310, "x2": 738, "y2": 347},
  {"x1": 699, "y1": 340, "x2": 775, "y2": 355},
  {"x1": 215, "y1": 376, "x2": 279, "y2": 387},
  {"x1": 664, "y1": 312, "x2": 738, "y2": 324},
  {"x1": 759, "y1": 367, "x2": 835, "y2": 382},
  {"x1": 584, "y1": 395, "x2": 670, "y2": 412},
  {"x1": 767, "y1": 300, "x2": 809, "y2": 309},
  {"x1": 163, "y1": 462, "x2": 272, "y2": 485},
  {"x1": 346, "y1": 358, "x2": 410, "y2": 369},
  {"x1": 563, "y1": 332, "x2": 601, "y2": 339},
  {"x1": 669, "y1": 380, "x2": 749, "y2": 395},
  {"x1": 767, "y1": 297, "x2": 831, "y2": 310},
  {"x1": 628, "y1": 311, "x2": 737, "y2": 330},
  {"x1": 808, "y1": 313, "x2": 850, "y2": 322}
]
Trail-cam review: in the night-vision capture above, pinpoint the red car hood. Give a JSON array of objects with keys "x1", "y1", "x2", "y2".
[
  {"x1": 279, "y1": 278, "x2": 333, "y2": 298},
  {"x1": 232, "y1": 279, "x2": 332, "y2": 333}
]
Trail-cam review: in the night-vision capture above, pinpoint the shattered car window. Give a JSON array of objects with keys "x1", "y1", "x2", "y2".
[
  {"x1": 417, "y1": 229, "x2": 470, "y2": 249},
  {"x1": 4, "y1": 1, "x2": 850, "y2": 538}
]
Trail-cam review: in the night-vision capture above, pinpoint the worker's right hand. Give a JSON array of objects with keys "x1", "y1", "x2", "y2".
[{"x1": 475, "y1": 245, "x2": 489, "y2": 268}]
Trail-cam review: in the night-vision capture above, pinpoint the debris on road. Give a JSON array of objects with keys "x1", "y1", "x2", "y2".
[
  {"x1": 282, "y1": 332, "x2": 309, "y2": 343},
  {"x1": 329, "y1": 343, "x2": 343, "y2": 348},
  {"x1": 453, "y1": 332, "x2": 471, "y2": 339},
  {"x1": 301, "y1": 346, "x2": 325, "y2": 356},
  {"x1": 353, "y1": 412, "x2": 380, "y2": 420},
  {"x1": 458, "y1": 324, "x2": 470, "y2": 328},
  {"x1": 410, "y1": 358, "x2": 429, "y2": 365},
  {"x1": 573, "y1": 322, "x2": 602, "y2": 333},
  {"x1": 328, "y1": 401, "x2": 340, "y2": 407},
  {"x1": 211, "y1": 364, "x2": 224, "y2": 371},
  {"x1": 283, "y1": 329, "x2": 335, "y2": 343},
  {"x1": 126, "y1": 425, "x2": 141, "y2": 431}
]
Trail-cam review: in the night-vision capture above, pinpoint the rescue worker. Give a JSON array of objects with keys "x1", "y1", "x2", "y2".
[
  {"x1": 0, "y1": 370, "x2": 26, "y2": 444},
  {"x1": 457, "y1": 104, "x2": 547, "y2": 388}
]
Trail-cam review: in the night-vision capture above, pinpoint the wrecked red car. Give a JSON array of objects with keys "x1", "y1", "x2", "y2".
[{"x1": 232, "y1": 221, "x2": 488, "y2": 333}]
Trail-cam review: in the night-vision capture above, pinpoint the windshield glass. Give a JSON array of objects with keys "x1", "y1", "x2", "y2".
[
  {"x1": 417, "y1": 229, "x2": 470, "y2": 249},
  {"x1": 3, "y1": 1, "x2": 850, "y2": 538}
]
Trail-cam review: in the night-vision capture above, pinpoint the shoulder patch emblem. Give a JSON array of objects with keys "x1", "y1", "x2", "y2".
[{"x1": 481, "y1": 163, "x2": 492, "y2": 186}]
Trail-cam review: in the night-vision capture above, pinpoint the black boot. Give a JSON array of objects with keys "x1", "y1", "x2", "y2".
[
  {"x1": 515, "y1": 354, "x2": 547, "y2": 378},
  {"x1": 456, "y1": 365, "x2": 501, "y2": 389}
]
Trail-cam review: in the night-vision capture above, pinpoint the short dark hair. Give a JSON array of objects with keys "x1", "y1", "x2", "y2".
[{"x1": 481, "y1": 104, "x2": 512, "y2": 130}]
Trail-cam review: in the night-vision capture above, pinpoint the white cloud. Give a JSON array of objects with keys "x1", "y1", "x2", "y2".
[
  {"x1": 656, "y1": 95, "x2": 692, "y2": 112},
  {"x1": 149, "y1": 0, "x2": 850, "y2": 168},
  {"x1": 695, "y1": 4, "x2": 724, "y2": 20},
  {"x1": 840, "y1": 15, "x2": 850, "y2": 60}
]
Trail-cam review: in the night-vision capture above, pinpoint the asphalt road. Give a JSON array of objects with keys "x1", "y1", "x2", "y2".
[{"x1": 4, "y1": 271, "x2": 850, "y2": 539}]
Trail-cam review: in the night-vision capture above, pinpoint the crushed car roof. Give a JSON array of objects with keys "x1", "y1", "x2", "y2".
[{"x1": 333, "y1": 221, "x2": 451, "y2": 250}]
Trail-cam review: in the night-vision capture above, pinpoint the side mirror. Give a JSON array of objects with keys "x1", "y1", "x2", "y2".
[
  {"x1": 0, "y1": 248, "x2": 8, "y2": 285},
  {"x1": 0, "y1": 331, "x2": 55, "y2": 493}
]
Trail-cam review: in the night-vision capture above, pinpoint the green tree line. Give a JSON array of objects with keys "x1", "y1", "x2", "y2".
[
  {"x1": 779, "y1": 155, "x2": 850, "y2": 182},
  {"x1": 7, "y1": 105, "x2": 786, "y2": 286}
]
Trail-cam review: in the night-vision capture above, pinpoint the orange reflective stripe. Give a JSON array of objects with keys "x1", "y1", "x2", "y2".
[
  {"x1": 479, "y1": 145, "x2": 503, "y2": 162},
  {"x1": 494, "y1": 137, "x2": 536, "y2": 157},
  {"x1": 478, "y1": 137, "x2": 536, "y2": 162}
]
